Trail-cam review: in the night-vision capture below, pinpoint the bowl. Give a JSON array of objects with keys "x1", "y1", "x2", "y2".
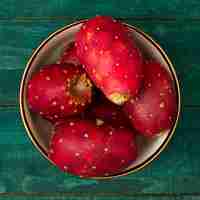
[{"x1": 19, "y1": 20, "x2": 181, "y2": 179}]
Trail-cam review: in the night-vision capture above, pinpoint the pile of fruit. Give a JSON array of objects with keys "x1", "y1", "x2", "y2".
[{"x1": 27, "y1": 16, "x2": 177, "y2": 177}]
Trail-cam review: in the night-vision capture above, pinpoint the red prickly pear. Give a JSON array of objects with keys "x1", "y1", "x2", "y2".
[
  {"x1": 76, "y1": 16, "x2": 143, "y2": 105},
  {"x1": 27, "y1": 64, "x2": 92, "y2": 122},
  {"x1": 123, "y1": 61, "x2": 177, "y2": 137},
  {"x1": 49, "y1": 118, "x2": 137, "y2": 177},
  {"x1": 87, "y1": 97, "x2": 130, "y2": 127}
]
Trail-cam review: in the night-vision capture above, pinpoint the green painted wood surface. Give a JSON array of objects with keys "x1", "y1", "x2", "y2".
[
  {"x1": 0, "y1": 0, "x2": 200, "y2": 19},
  {"x1": 0, "y1": 196, "x2": 195, "y2": 200},
  {"x1": 0, "y1": 0, "x2": 200, "y2": 199}
]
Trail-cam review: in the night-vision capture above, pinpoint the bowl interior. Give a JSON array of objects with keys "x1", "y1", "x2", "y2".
[{"x1": 21, "y1": 22, "x2": 178, "y2": 175}]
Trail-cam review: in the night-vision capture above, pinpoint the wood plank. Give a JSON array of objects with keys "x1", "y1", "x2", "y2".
[
  {"x1": 0, "y1": 20, "x2": 66, "y2": 104},
  {"x1": 0, "y1": 193, "x2": 200, "y2": 200},
  {"x1": 0, "y1": 195, "x2": 198, "y2": 199},
  {"x1": 0, "y1": 20, "x2": 200, "y2": 105},
  {"x1": 0, "y1": 107, "x2": 199, "y2": 193},
  {"x1": 0, "y1": 196, "x2": 181, "y2": 200},
  {"x1": 181, "y1": 197, "x2": 200, "y2": 200},
  {"x1": 0, "y1": 0, "x2": 200, "y2": 19}
]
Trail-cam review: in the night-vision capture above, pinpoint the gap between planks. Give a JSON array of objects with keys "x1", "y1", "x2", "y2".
[
  {"x1": 2, "y1": 16, "x2": 200, "y2": 22},
  {"x1": 0, "y1": 192, "x2": 200, "y2": 197}
]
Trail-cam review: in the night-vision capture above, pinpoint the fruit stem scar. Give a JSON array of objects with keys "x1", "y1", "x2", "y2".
[
  {"x1": 68, "y1": 73, "x2": 92, "y2": 105},
  {"x1": 109, "y1": 92, "x2": 129, "y2": 105},
  {"x1": 96, "y1": 118, "x2": 104, "y2": 126}
]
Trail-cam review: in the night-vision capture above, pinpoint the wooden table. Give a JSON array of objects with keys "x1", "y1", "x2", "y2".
[{"x1": 0, "y1": 1, "x2": 199, "y2": 199}]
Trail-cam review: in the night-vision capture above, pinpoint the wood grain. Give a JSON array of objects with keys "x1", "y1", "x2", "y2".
[
  {"x1": 0, "y1": 20, "x2": 199, "y2": 105},
  {"x1": 0, "y1": 0, "x2": 200, "y2": 19},
  {"x1": 0, "y1": 195, "x2": 191, "y2": 199},
  {"x1": 0, "y1": 193, "x2": 199, "y2": 199},
  {"x1": 0, "y1": 107, "x2": 199, "y2": 193}
]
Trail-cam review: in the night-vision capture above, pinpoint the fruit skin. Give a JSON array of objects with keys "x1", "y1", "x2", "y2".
[
  {"x1": 58, "y1": 42, "x2": 80, "y2": 66},
  {"x1": 87, "y1": 97, "x2": 130, "y2": 127},
  {"x1": 75, "y1": 16, "x2": 143, "y2": 105},
  {"x1": 49, "y1": 118, "x2": 137, "y2": 177},
  {"x1": 123, "y1": 61, "x2": 177, "y2": 137},
  {"x1": 27, "y1": 63, "x2": 92, "y2": 122}
]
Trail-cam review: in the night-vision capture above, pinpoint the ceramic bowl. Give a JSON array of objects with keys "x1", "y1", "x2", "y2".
[{"x1": 19, "y1": 20, "x2": 181, "y2": 179}]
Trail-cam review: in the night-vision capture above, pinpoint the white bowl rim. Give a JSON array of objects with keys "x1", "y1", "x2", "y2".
[{"x1": 19, "y1": 20, "x2": 181, "y2": 179}]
